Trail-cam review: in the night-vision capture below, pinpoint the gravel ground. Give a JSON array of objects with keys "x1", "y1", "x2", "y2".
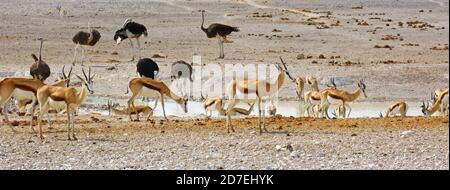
[{"x1": 0, "y1": 115, "x2": 448, "y2": 170}]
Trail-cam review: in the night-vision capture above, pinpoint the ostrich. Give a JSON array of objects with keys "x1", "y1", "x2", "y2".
[
  {"x1": 114, "y1": 18, "x2": 148, "y2": 61},
  {"x1": 136, "y1": 58, "x2": 159, "y2": 79},
  {"x1": 135, "y1": 58, "x2": 160, "y2": 107},
  {"x1": 30, "y1": 38, "x2": 50, "y2": 81},
  {"x1": 201, "y1": 10, "x2": 239, "y2": 59},
  {"x1": 171, "y1": 60, "x2": 193, "y2": 82},
  {"x1": 72, "y1": 23, "x2": 101, "y2": 65}
]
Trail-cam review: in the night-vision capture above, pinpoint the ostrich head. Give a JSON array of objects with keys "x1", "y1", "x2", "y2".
[{"x1": 114, "y1": 28, "x2": 128, "y2": 44}]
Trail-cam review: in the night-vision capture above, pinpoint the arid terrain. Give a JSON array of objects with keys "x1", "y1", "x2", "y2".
[
  {"x1": 0, "y1": 0, "x2": 449, "y2": 169},
  {"x1": 0, "y1": 115, "x2": 448, "y2": 170}
]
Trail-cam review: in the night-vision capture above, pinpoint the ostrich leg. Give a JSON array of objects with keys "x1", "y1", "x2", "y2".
[
  {"x1": 129, "y1": 39, "x2": 135, "y2": 61},
  {"x1": 136, "y1": 38, "x2": 142, "y2": 60},
  {"x1": 218, "y1": 37, "x2": 225, "y2": 59},
  {"x1": 72, "y1": 44, "x2": 79, "y2": 66},
  {"x1": 80, "y1": 46, "x2": 85, "y2": 66},
  {"x1": 221, "y1": 41, "x2": 225, "y2": 59},
  {"x1": 217, "y1": 37, "x2": 221, "y2": 59}
]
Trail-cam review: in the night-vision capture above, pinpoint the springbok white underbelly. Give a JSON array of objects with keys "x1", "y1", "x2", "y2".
[
  {"x1": 139, "y1": 87, "x2": 160, "y2": 99},
  {"x1": 309, "y1": 98, "x2": 321, "y2": 105},
  {"x1": 48, "y1": 98, "x2": 67, "y2": 111},
  {"x1": 327, "y1": 96, "x2": 344, "y2": 105},
  {"x1": 11, "y1": 89, "x2": 34, "y2": 100},
  {"x1": 235, "y1": 90, "x2": 259, "y2": 101}
]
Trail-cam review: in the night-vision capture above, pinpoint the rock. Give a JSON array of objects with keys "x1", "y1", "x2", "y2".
[
  {"x1": 10, "y1": 120, "x2": 19, "y2": 126},
  {"x1": 90, "y1": 116, "x2": 100, "y2": 122},
  {"x1": 297, "y1": 54, "x2": 305, "y2": 60},
  {"x1": 368, "y1": 164, "x2": 377, "y2": 170},
  {"x1": 272, "y1": 29, "x2": 282, "y2": 32},
  {"x1": 275, "y1": 145, "x2": 283, "y2": 151},
  {"x1": 285, "y1": 144, "x2": 294, "y2": 152},
  {"x1": 289, "y1": 151, "x2": 301, "y2": 158},
  {"x1": 152, "y1": 53, "x2": 167, "y2": 58},
  {"x1": 401, "y1": 130, "x2": 415, "y2": 138},
  {"x1": 106, "y1": 66, "x2": 116, "y2": 70},
  {"x1": 276, "y1": 144, "x2": 293, "y2": 152}
]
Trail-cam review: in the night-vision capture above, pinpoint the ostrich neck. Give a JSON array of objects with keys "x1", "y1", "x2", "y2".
[
  {"x1": 201, "y1": 12, "x2": 207, "y2": 33},
  {"x1": 38, "y1": 40, "x2": 43, "y2": 63}
]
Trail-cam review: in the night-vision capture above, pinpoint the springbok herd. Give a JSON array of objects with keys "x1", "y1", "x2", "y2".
[{"x1": 0, "y1": 14, "x2": 448, "y2": 141}]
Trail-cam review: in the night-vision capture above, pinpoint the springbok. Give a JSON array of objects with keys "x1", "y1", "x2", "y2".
[
  {"x1": 202, "y1": 96, "x2": 226, "y2": 117},
  {"x1": 422, "y1": 89, "x2": 449, "y2": 116},
  {"x1": 225, "y1": 57, "x2": 294, "y2": 133},
  {"x1": 303, "y1": 75, "x2": 322, "y2": 117},
  {"x1": 381, "y1": 101, "x2": 408, "y2": 117},
  {"x1": 202, "y1": 96, "x2": 255, "y2": 117},
  {"x1": 108, "y1": 100, "x2": 153, "y2": 121},
  {"x1": 0, "y1": 75, "x2": 69, "y2": 132},
  {"x1": 319, "y1": 79, "x2": 367, "y2": 118},
  {"x1": 16, "y1": 66, "x2": 72, "y2": 115},
  {"x1": 293, "y1": 76, "x2": 305, "y2": 115},
  {"x1": 127, "y1": 77, "x2": 188, "y2": 121},
  {"x1": 36, "y1": 67, "x2": 94, "y2": 140},
  {"x1": 433, "y1": 88, "x2": 449, "y2": 115}
]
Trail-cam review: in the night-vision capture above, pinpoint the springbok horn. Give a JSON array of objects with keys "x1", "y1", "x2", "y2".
[
  {"x1": 279, "y1": 57, "x2": 295, "y2": 81},
  {"x1": 62, "y1": 65, "x2": 67, "y2": 78},
  {"x1": 68, "y1": 66, "x2": 73, "y2": 78},
  {"x1": 82, "y1": 68, "x2": 88, "y2": 81}
]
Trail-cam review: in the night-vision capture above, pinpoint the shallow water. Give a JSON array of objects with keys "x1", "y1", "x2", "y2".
[{"x1": 79, "y1": 96, "x2": 425, "y2": 118}]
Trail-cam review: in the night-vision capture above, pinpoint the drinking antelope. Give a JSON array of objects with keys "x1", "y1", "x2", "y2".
[
  {"x1": 108, "y1": 100, "x2": 153, "y2": 121},
  {"x1": 127, "y1": 77, "x2": 188, "y2": 121},
  {"x1": 382, "y1": 101, "x2": 408, "y2": 117},
  {"x1": 202, "y1": 96, "x2": 226, "y2": 117},
  {"x1": 202, "y1": 96, "x2": 255, "y2": 117},
  {"x1": 422, "y1": 89, "x2": 449, "y2": 116}
]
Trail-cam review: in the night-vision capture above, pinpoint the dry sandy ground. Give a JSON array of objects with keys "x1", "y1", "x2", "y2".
[
  {"x1": 0, "y1": 115, "x2": 448, "y2": 170},
  {"x1": 0, "y1": 0, "x2": 449, "y2": 169}
]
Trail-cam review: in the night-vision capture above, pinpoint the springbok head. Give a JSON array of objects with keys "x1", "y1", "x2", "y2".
[
  {"x1": 421, "y1": 101, "x2": 430, "y2": 116},
  {"x1": 75, "y1": 67, "x2": 95, "y2": 94}
]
